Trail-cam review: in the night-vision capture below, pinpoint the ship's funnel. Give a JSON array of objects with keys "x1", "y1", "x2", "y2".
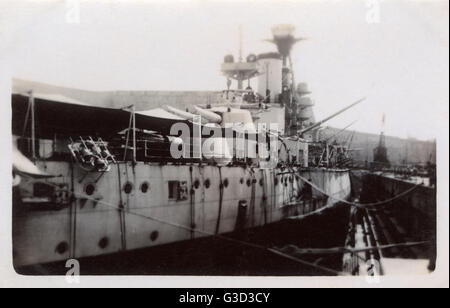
[{"x1": 256, "y1": 52, "x2": 283, "y2": 102}]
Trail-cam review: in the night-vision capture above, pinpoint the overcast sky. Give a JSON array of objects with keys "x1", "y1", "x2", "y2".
[{"x1": 1, "y1": 0, "x2": 448, "y2": 140}]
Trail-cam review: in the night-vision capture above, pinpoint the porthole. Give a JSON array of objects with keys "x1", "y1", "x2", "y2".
[
  {"x1": 194, "y1": 179, "x2": 201, "y2": 189},
  {"x1": 240, "y1": 178, "x2": 245, "y2": 185},
  {"x1": 85, "y1": 184, "x2": 96, "y2": 196},
  {"x1": 55, "y1": 242, "x2": 69, "y2": 255},
  {"x1": 274, "y1": 178, "x2": 279, "y2": 186},
  {"x1": 123, "y1": 182, "x2": 133, "y2": 194},
  {"x1": 259, "y1": 179, "x2": 264, "y2": 186},
  {"x1": 204, "y1": 179, "x2": 211, "y2": 189},
  {"x1": 246, "y1": 179, "x2": 252, "y2": 187},
  {"x1": 223, "y1": 178, "x2": 229, "y2": 188},
  {"x1": 150, "y1": 231, "x2": 159, "y2": 242},
  {"x1": 141, "y1": 182, "x2": 150, "y2": 193},
  {"x1": 98, "y1": 237, "x2": 109, "y2": 249}
]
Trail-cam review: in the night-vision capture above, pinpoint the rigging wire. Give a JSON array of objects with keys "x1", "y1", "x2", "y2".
[
  {"x1": 35, "y1": 163, "x2": 423, "y2": 213},
  {"x1": 34, "y1": 162, "x2": 424, "y2": 274},
  {"x1": 323, "y1": 120, "x2": 358, "y2": 143},
  {"x1": 275, "y1": 241, "x2": 430, "y2": 256},
  {"x1": 42, "y1": 182, "x2": 344, "y2": 276}
]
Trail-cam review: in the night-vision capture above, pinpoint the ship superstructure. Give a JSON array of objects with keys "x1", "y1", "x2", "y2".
[{"x1": 12, "y1": 25, "x2": 355, "y2": 268}]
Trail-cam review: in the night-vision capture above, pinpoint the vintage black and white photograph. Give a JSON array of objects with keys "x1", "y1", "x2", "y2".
[{"x1": 1, "y1": 0, "x2": 448, "y2": 288}]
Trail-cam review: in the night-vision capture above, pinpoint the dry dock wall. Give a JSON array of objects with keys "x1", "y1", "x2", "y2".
[{"x1": 362, "y1": 173, "x2": 436, "y2": 242}]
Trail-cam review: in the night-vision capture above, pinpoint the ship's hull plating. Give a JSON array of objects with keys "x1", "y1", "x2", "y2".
[{"x1": 13, "y1": 161, "x2": 351, "y2": 267}]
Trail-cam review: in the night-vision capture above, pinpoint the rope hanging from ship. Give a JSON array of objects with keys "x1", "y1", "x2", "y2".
[
  {"x1": 275, "y1": 241, "x2": 429, "y2": 256},
  {"x1": 22, "y1": 170, "x2": 423, "y2": 218},
  {"x1": 215, "y1": 167, "x2": 224, "y2": 235},
  {"x1": 36, "y1": 177, "x2": 431, "y2": 276},
  {"x1": 40, "y1": 179, "x2": 426, "y2": 275},
  {"x1": 294, "y1": 174, "x2": 423, "y2": 209},
  {"x1": 42, "y1": 181, "x2": 342, "y2": 275}
]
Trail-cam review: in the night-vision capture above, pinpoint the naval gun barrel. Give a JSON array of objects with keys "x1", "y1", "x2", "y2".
[
  {"x1": 324, "y1": 120, "x2": 358, "y2": 142},
  {"x1": 299, "y1": 97, "x2": 365, "y2": 136}
]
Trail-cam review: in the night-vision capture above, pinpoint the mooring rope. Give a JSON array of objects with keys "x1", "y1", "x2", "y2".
[
  {"x1": 43, "y1": 182, "x2": 343, "y2": 276},
  {"x1": 276, "y1": 241, "x2": 430, "y2": 256},
  {"x1": 287, "y1": 203, "x2": 337, "y2": 221},
  {"x1": 37, "y1": 168, "x2": 424, "y2": 275}
]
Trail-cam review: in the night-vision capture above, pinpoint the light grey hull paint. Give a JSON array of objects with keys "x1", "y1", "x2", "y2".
[{"x1": 13, "y1": 161, "x2": 351, "y2": 267}]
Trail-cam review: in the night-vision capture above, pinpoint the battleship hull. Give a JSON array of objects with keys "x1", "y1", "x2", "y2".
[{"x1": 13, "y1": 161, "x2": 351, "y2": 268}]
